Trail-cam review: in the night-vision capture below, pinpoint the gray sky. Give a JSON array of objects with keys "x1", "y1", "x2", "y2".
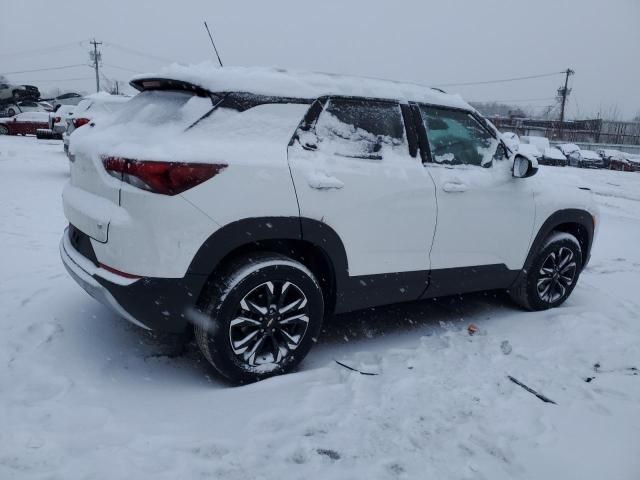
[{"x1": 1, "y1": 0, "x2": 639, "y2": 119}]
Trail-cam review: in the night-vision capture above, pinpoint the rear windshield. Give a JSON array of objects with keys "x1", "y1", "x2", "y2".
[{"x1": 113, "y1": 90, "x2": 216, "y2": 128}]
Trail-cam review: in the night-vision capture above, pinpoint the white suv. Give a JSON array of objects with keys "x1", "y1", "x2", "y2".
[{"x1": 60, "y1": 66, "x2": 598, "y2": 383}]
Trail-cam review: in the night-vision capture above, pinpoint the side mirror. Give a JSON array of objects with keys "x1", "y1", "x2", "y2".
[
  {"x1": 513, "y1": 153, "x2": 538, "y2": 178},
  {"x1": 297, "y1": 130, "x2": 318, "y2": 151}
]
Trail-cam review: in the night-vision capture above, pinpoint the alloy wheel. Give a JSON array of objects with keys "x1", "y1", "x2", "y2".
[
  {"x1": 229, "y1": 280, "x2": 310, "y2": 367},
  {"x1": 536, "y1": 247, "x2": 578, "y2": 303}
]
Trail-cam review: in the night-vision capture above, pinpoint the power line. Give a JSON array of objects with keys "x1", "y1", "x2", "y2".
[
  {"x1": 103, "y1": 42, "x2": 175, "y2": 64},
  {"x1": 3, "y1": 64, "x2": 88, "y2": 75},
  {"x1": 434, "y1": 71, "x2": 566, "y2": 88},
  {"x1": 471, "y1": 97, "x2": 558, "y2": 104},
  {"x1": 0, "y1": 40, "x2": 89, "y2": 59},
  {"x1": 103, "y1": 63, "x2": 143, "y2": 74},
  {"x1": 28, "y1": 76, "x2": 95, "y2": 83}
]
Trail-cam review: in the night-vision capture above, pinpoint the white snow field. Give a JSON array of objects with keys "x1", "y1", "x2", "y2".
[{"x1": 1, "y1": 135, "x2": 639, "y2": 479}]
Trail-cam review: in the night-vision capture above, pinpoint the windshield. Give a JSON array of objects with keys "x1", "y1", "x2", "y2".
[{"x1": 113, "y1": 90, "x2": 216, "y2": 128}]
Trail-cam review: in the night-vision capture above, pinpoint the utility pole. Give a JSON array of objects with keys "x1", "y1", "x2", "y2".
[
  {"x1": 89, "y1": 39, "x2": 103, "y2": 93},
  {"x1": 559, "y1": 68, "x2": 574, "y2": 123}
]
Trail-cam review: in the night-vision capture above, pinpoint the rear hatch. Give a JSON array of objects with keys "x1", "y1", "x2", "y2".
[{"x1": 65, "y1": 86, "x2": 216, "y2": 242}]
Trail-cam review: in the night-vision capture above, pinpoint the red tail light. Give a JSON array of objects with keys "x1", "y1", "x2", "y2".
[
  {"x1": 54, "y1": 116, "x2": 61, "y2": 123},
  {"x1": 73, "y1": 118, "x2": 90, "y2": 128},
  {"x1": 101, "y1": 157, "x2": 227, "y2": 196}
]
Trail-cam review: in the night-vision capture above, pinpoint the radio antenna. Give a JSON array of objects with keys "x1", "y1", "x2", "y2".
[{"x1": 204, "y1": 21, "x2": 224, "y2": 67}]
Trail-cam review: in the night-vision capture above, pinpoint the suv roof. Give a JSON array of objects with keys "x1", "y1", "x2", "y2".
[{"x1": 130, "y1": 64, "x2": 471, "y2": 110}]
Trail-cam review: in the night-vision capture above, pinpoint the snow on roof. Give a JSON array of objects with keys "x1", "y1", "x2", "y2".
[
  {"x1": 84, "y1": 92, "x2": 131, "y2": 103},
  {"x1": 131, "y1": 63, "x2": 472, "y2": 110},
  {"x1": 543, "y1": 147, "x2": 566, "y2": 160},
  {"x1": 580, "y1": 150, "x2": 601, "y2": 160},
  {"x1": 557, "y1": 143, "x2": 580, "y2": 155},
  {"x1": 517, "y1": 143, "x2": 541, "y2": 157}
]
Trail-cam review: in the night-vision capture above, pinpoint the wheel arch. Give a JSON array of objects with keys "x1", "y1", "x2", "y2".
[
  {"x1": 524, "y1": 209, "x2": 595, "y2": 273},
  {"x1": 187, "y1": 217, "x2": 349, "y2": 316}
]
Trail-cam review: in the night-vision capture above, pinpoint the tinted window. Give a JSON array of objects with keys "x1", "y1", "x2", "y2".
[
  {"x1": 314, "y1": 98, "x2": 407, "y2": 159},
  {"x1": 419, "y1": 106, "x2": 497, "y2": 167}
]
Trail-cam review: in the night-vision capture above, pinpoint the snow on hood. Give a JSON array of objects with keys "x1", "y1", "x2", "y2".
[{"x1": 131, "y1": 62, "x2": 472, "y2": 110}]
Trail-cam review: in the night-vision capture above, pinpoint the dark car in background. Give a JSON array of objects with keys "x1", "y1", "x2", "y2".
[{"x1": 568, "y1": 149, "x2": 604, "y2": 168}]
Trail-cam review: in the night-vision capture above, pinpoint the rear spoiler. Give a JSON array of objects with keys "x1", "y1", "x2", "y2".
[{"x1": 129, "y1": 77, "x2": 211, "y2": 97}]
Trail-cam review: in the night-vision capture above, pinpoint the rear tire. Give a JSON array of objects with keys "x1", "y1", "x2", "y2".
[
  {"x1": 509, "y1": 232, "x2": 582, "y2": 311},
  {"x1": 0, "y1": 125, "x2": 8, "y2": 135},
  {"x1": 195, "y1": 253, "x2": 324, "y2": 384}
]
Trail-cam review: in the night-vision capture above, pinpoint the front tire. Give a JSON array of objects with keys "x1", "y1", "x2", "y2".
[
  {"x1": 195, "y1": 253, "x2": 324, "y2": 384},
  {"x1": 0, "y1": 125, "x2": 8, "y2": 135},
  {"x1": 509, "y1": 232, "x2": 582, "y2": 311}
]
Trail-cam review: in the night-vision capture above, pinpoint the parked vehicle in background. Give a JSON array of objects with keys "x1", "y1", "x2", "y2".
[
  {"x1": 49, "y1": 105, "x2": 76, "y2": 134},
  {"x1": 0, "y1": 112, "x2": 50, "y2": 136},
  {"x1": 567, "y1": 149, "x2": 604, "y2": 168},
  {"x1": 625, "y1": 154, "x2": 640, "y2": 171},
  {"x1": 598, "y1": 149, "x2": 633, "y2": 171},
  {"x1": 501, "y1": 131, "x2": 520, "y2": 151},
  {"x1": 0, "y1": 79, "x2": 22, "y2": 101},
  {"x1": 1, "y1": 100, "x2": 53, "y2": 116},
  {"x1": 521, "y1": 135, "x2": 550, "y2": 154},
  {"x1": 540, "y1": 147, "x2": 568, "y2": 166},
  {"x1": 516, "y1": 143, "x2": 542, "y2": 161},
  {"x1": 60, "y1": 66, "x2": 598, "y2": 383},
  {"x1": 64, "y1": 93, "x2": 130, "y2": 156},
  {"x1": 51, "y1": 92, "x2": 83, "y2": 109},
  {"x1": 556, "y1": 143, "x2": 581, "y2": 157}
]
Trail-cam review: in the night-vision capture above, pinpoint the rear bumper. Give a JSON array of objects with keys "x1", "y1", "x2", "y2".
[{"x1": 60, "y1": 227, "x2": 207, "y2": 333}]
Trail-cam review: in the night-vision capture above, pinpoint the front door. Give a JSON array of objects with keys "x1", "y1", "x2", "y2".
[{"x1": 413, "y1": 104, "x2": 536, "y2": 290}]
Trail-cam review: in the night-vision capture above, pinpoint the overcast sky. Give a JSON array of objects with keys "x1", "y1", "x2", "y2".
[{"x1": 1, "y1": 0, "x2": 638, "y2": 119}]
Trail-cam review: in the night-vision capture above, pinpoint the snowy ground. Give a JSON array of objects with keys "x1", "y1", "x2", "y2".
[{"x1": 1, "y1": 135, "x2": 639, "y2": 480}]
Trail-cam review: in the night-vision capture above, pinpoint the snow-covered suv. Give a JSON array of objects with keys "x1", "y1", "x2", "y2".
[{"x1": 60, "y1": 65, "x2": 598, "y2": 383}]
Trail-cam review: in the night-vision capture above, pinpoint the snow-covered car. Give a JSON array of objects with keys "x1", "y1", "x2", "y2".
[
  {"x1": 625, "y1": 154, "x2": 640, "y2": 171},
  {"x1": 0, "y1": 76, "x2": 40, "y2": 104},
  {"x1": 60, "y1": 65, "x2": 599, "y2": 383},
  {"x1": 521, "y1": 135, "x2": 550, "y2": 154},
  {"x1": 567, "y1": 149, "x2": 604, "y2": 169},
  {"x1": 596, "y1": 149, "x2": 630, "y2": 170},
  {"x1": 49, "y1": 105, "x2": 76, "y2": 134},
  {"x1": 515, "y1": 143, "x2": 542, "y2": 160},
  {"x1": 540, "y1": 147, "x2": 568, "y2": 167},
  {"x1": 500, "y1": 131, "x2": 520, "y2": 151},
  {"x1": 51, "y1": 92, "x2": 83, "y2": 108},
  {"x1": 0, "y1": 111, "x2": 50, "y2": 136},
  {"x1": 557, "y1": 143, "x2": 581, "y2": 157},
  {"x1": 63, "y1": 93, "x2": 130, "y2": 156}
]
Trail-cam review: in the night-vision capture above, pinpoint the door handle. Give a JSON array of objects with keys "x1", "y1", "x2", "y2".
[
  {"x1": 442, "y1": 181, "x2": 468, "y2": 193},
  {"x1": 307, "y1": 172, "x2": 345, "y2": 190}
]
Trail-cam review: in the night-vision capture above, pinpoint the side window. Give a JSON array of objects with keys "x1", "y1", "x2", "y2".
[
  {"x1": 419, "y1": 106, "x2": 498, "y2": 167},
  {"x1": 314, "y1": 98, "x2": 407, "y2": 159}
]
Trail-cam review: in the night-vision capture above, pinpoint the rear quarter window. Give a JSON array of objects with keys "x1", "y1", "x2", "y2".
[{"x1": 314, "y1": 98, "x2": 407, "y2": 160}]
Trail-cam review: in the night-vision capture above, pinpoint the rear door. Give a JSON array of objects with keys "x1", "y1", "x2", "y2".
[{"x1": 287, "y1": 97, "x2": 437, "y2": 280}]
